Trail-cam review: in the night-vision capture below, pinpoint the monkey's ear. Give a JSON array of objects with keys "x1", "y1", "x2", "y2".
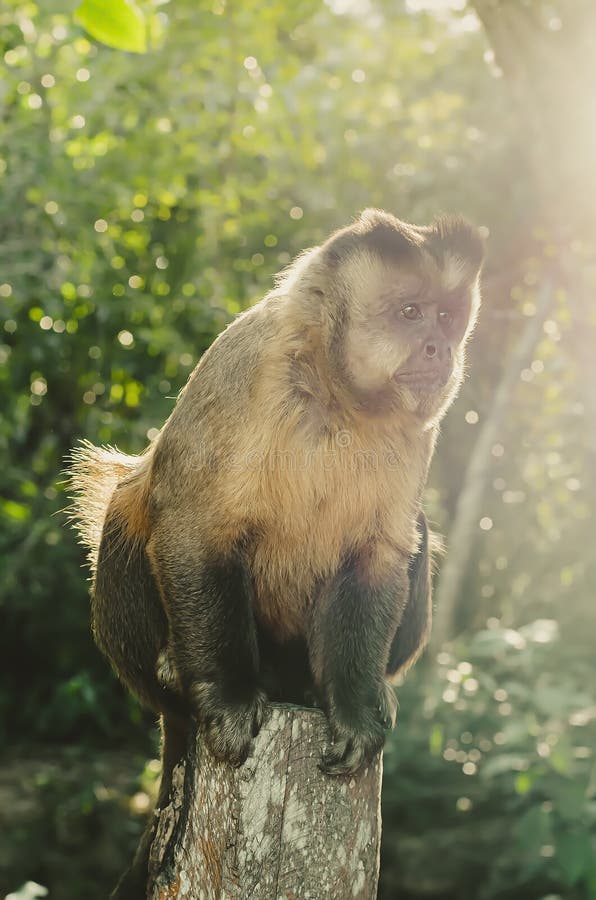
[{"x1": 425, "y1": 214, "x2": 485, "y2": 275}]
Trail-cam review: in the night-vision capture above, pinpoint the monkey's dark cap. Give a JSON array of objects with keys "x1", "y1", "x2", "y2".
[
  {"x1": 322, "y1": 209, "x2": 423, "y2": 266},
  {"x1": 323, "y1": 208, "x2": 484, "y2": 272}
]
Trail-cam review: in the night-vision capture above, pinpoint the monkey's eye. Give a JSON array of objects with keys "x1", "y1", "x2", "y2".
[
  {"x1": 401, "y1": 304, "x2": 422, "y2": 321},
  {"x1": 439, "y1": 308, "x2": 453, "y2": 327}
]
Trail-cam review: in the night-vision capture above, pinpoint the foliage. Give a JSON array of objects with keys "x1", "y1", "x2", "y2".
[
  {"x1": 0, "y1": 747, "x2": 157, "y2": 899},
  {"x1": 75, "y1": 0, "x2": 149, "y2": 55},
  {"x1": 0, "y1": 0, "x2": 502, "y2": 743},
  {"x1": 0, "y1": 1, "x2": 594, "y2": 898},
  {"x1": 382, "y1": 621, "x2": 596, "y2": 899}
]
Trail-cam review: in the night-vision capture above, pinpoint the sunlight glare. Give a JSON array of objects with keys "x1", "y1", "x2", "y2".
[{"x1": 406, "y1": 0, "x2": 466, "y2": 12}]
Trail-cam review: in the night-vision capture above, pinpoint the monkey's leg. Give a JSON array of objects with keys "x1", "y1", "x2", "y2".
[
  {"x1": 93, "y1": 503, "x2": 171, "y2": 713},
  {"x1": 149, "y1": 536, "x2": 266, "y2": 767},
  {"x1": 309, "y1": 556, "x2": 408, "y2": 776},
  {"x1": 386, "y1": 513, "x2": 432, "y2": 678}
]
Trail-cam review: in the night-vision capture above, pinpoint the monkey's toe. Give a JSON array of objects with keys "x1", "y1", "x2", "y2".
[
  {"x1": 192, "y1": 682, "x2": 267, "y2": 767},
  {"x1": 320, "y1": 718, "x2": 385, "y2": 776}
]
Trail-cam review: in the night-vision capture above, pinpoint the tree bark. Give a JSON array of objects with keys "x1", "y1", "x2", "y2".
[
  {"x1": 473, "y1": 0, "x2": 596, "y2": 235},
  {"x1": 147, "y1": 704, "x2": 383, "y2": 900}
]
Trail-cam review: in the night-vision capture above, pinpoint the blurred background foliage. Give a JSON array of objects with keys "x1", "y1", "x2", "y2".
[{"x1": 1, "y1": 0, "x2": 595, "y2": 898}]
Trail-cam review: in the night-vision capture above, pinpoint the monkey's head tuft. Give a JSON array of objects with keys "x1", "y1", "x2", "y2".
[{"x1": 314, "y1": 208, "x2": 484, "y2": 420}]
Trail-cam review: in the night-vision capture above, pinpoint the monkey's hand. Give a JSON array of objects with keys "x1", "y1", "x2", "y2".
[
  {"x1": 190, "y1": 682, "x2": 267, "y2": 767},
  {"x1": 321, "y1": 691, "x2": 390, "y2": 777}
]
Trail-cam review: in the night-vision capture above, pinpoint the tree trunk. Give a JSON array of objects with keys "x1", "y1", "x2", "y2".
[
  {"x1": 147, "y1": 704, "x2": 383, "y2": 900},
  {"x1": 473, "y1": 0, "x2": 596, "y2": 235},
  {"x1": 431, "y1": 0, "x2": 596, "y2": 644}
]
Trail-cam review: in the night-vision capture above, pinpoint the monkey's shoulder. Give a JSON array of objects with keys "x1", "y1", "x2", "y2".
[
  {"x1": 152, "y1": 301, "x2": 276, "y2": 458},
  {"x1": 180, "y1": 302, "x2": 273, "y2": 410}
]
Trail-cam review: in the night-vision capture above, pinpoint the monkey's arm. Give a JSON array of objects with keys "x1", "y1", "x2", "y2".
[
  {"x1": 386, "y1": 512, "x2": 432, "y2": 678},
  {"x1": 148, "y1": 525, "x2": 266, "y2": 766},
  {"x1": 309, "y1": 555, "x2": 407, "y2": 776}
]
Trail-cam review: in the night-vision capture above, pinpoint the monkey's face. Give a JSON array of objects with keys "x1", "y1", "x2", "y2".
[{"x1": 339, "y1": 248, "x2": 480, "y2": 414}]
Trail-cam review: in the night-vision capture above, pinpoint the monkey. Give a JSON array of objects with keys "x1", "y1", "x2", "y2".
[{"x1": 69, "y1": 208, "x2": 483, "y2": 898}]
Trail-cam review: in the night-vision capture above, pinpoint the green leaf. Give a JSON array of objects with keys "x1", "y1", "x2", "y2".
[
  {"x1": 429, "y1": 723, "x2": 444, "y2": 756},
  {"x1": 75, "y1": 0, "x2": 147, "y2": 54},
  {"x1": 481, "y1": 754, "x2": 529, "y2": 778},
  {"x1": 550, "y1": 780, "x2": 589, "y2": 820},
  {"x1": 514, "y1": 772, "x2": 533, "y2": 795},
  {"x1": 514, "y1": 806, "x2": 551, "y2": 857},
  {"x1": 0, "y1": 498, "x2": 31, "y2": 521},
  {"x1": 557, "y1": 832, "x2": 593, "y2": 885}
]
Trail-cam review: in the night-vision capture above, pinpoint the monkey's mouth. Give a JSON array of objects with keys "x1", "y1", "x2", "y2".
[{"x1": 393, "y1": 368, "x2": 450, "y2": 391}]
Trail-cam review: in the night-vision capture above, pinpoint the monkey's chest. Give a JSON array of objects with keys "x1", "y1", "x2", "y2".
[{"x1": 246, "y1": 446, "x2": 420, "y2": 639}]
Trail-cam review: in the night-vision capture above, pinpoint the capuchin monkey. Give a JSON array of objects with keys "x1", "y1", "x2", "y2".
[{"x1": 69, "y1": 208, "x2": 483, "y2": 898}]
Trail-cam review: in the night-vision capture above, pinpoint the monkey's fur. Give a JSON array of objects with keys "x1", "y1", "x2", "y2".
[{"x1": 69, "y1": 209, "x2": 483, "y2": 897}]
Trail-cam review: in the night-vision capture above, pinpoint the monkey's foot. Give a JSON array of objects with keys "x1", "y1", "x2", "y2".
[
  {"x1": 377, "y1": 680, "x2": 398, "y2": 731},
  {"x1": 320, "y1": 710, "x2": 386, "y2": 777},
  {"x1": 191, "y1": 681, "x2": 267, "y2": 767}
]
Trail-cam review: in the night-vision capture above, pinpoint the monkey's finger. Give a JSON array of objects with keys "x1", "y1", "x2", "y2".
[
  {"x1": 378, "y1": 683, "x2": 399, "y2": 730},
  {"x1": 379, "y1": 709, "x2": 393, "y2": 731}
]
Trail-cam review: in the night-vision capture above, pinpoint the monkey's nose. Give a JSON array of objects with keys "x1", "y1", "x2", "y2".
[{"x1": 424, "y1": 342, "x2": 437, "y2": 358}]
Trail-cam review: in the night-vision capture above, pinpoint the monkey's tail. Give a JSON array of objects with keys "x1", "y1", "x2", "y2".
[
  {"x1": 68, "y1": 440, "x2": 152, "y2": 574},
  {"x1": 110, "y1": 713, "x2": 189, "y2": 900},
  {"x1": 387, "y1": 512, "x2": 439, "y2": 678}
]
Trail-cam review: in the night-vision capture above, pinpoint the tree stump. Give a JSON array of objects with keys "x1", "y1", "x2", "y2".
[{"x1": 147, "y1": 704, "x2": 383, "y2": 900}]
